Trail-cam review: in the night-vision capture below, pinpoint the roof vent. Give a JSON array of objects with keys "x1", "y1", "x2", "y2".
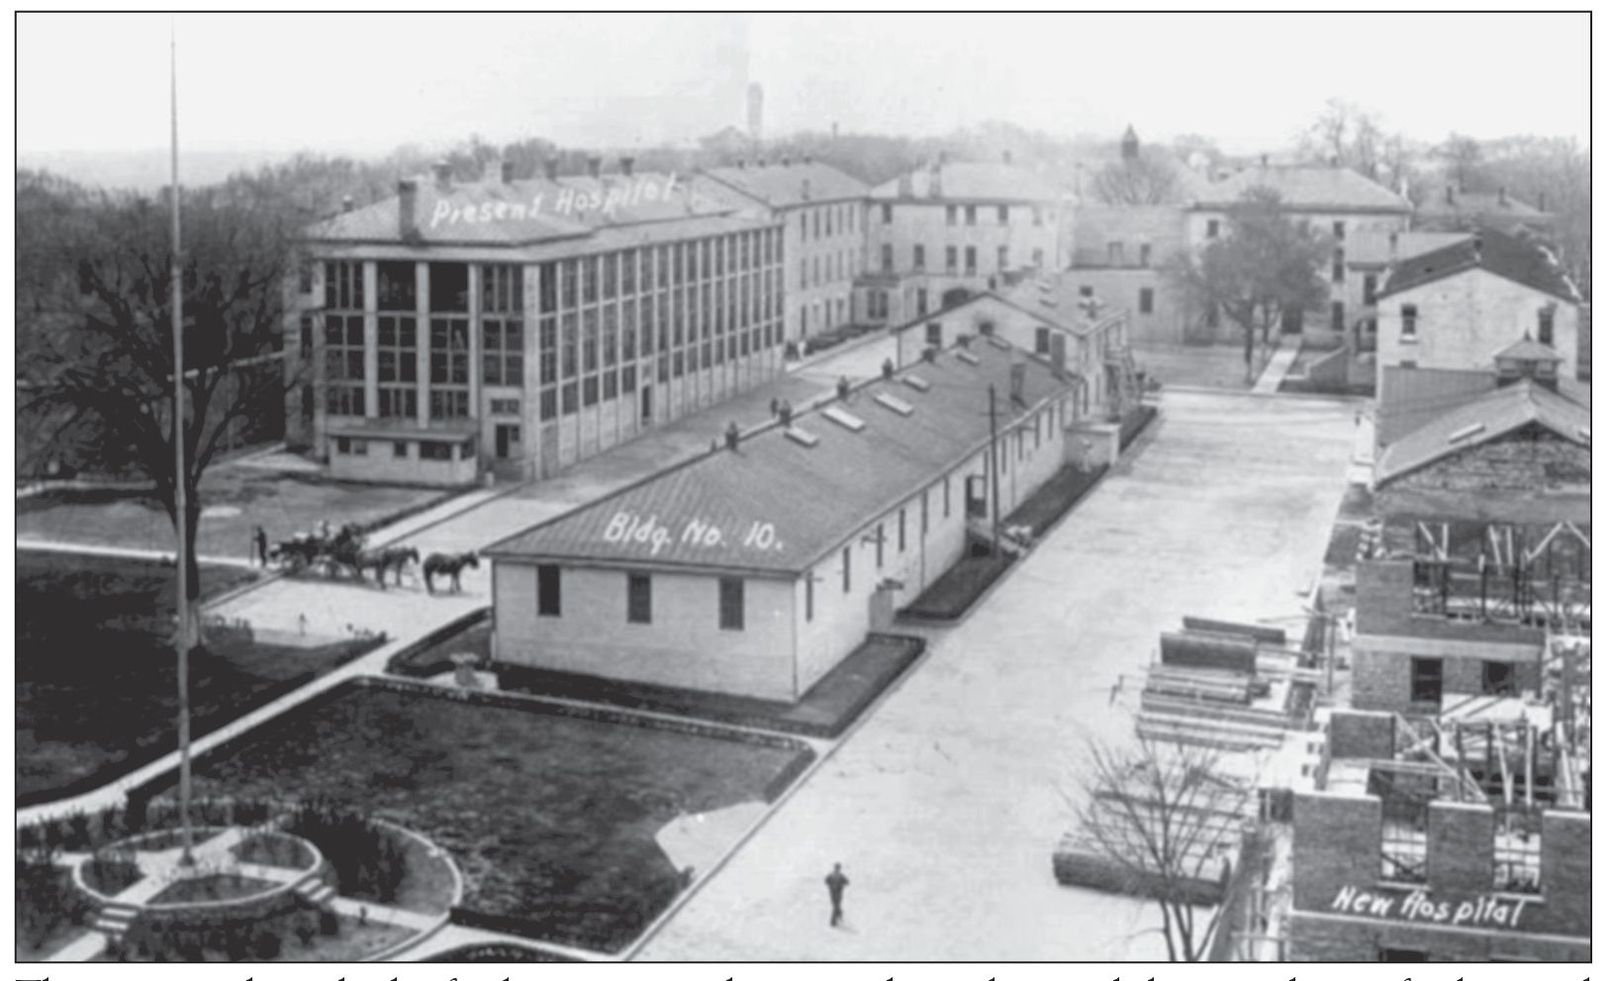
[
  {"x1": 875, "y1": 393, "x2": 915, "y2": 416},
  {"x1": 902, "y1": 374, "x2": 932, "y2": 392},
  {"x1": 955, "y1": 349, "x2": 981, "y2": 366},
  {"x1": 725, "y1": 421, "x2": 742, "y2": 450},
  {"x1": 836, "y1": 376, "x2": 852, "y2": 400},
  {"x1": 1447, "y1": 422, "x2": 1485, "y2": 444},
  {"x1": 881, "y1": 358, "x2": 895, "y2": 379},
  {"x1": 784, "y1": 426, "x2": 819, "y2": 448},
  {"x1": 823, "y1": 405, "x2": 867, "y2": 432}
]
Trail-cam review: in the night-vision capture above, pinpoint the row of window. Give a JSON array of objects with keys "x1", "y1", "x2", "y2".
[
  {"x1": 878, "y1": 203, "x2": 1049, "y2": 227},
  {"x1": 800, "y1": 248, "x2": 860, "y2": 289},
  {"x1": 332, "y1": 436, "x2": 472, "y2": 461},
  {"x1": 798, "y1": 202, "x2": 860, "y2": 243},
  {"x1": 880, "y1": 244, "x2": 1047, "y2": 276},
  {"x1": 535, "y1": 565, "x2": 746, "y2": 631},
  {"x1": 325, "y1": 231, "x2": 783, "y2": 318}
]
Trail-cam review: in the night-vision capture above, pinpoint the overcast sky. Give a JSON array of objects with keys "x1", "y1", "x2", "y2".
[{"x1": 17, "y1": 11, "x2": 1591, "y2": 158}]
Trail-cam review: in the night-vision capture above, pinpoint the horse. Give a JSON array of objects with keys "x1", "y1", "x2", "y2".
[
  {"x1": 421, "y1": 552, "x2": 479, "y2": 594},
  {"x1": 375, "y1": 546, "x2": 420, "y2": 587}
]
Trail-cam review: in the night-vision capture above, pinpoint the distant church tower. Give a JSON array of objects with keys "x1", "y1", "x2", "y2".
[
  {"x1": 747, "y1": 83, "x2": 764, "y2": 142},
  {"x1": 1121, "y1": 124, "x2": 1140, "y2": 160}
]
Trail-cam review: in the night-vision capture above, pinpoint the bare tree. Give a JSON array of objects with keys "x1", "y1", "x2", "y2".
[
  {"x1": 1436, "y1": 133, "x2": 1485, "y2": 191},
  {"x1": 1090, "y1": 152, "x2": 1182, "y2": 206},
  {"x1": 18, "y1": 181, "x2": 300, "y2": 639},
  {"x1": 1065, "y1": 734, "x2": 1255, "y2": 961}
]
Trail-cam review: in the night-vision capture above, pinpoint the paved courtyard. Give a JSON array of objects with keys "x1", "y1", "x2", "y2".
[{"x1": 634, "y1": 389, "x2": 1359, "y2": 961}]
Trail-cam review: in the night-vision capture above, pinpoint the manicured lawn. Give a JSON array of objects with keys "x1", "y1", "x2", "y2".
[
  {"x1": 148, "y1": 875, "x2": 280, "y2": 905},
  {"x1": 15, "y1": 552, "x2": 379, "y2": 803},
  {"x1": 16, "y1": 466, "x2": 452, "y2": 558},
  {"x1": 170, "y1": 682, "x2": 813, "y2": 952},
  {"x1": 1134, "y1": 341, "x2": 1275, "y2": 390}
]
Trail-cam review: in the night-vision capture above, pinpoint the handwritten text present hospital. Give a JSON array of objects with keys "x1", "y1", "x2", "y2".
[
  {"x1": 429, "y1": 174, "x2": 681, "y2": 228},
  {"x1": 603, "y1": 511, "x2": 784, "y2": 556}
]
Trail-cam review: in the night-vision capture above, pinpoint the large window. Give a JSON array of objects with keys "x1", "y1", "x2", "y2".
[
  {"x1": 1538, "y1": 305, "x2": 1556, "y2": 346},
  {"x1": 324, "y1": 261, "x2": 365, "y2": 310},
  {"x1": 1400, "y1": 303, "x2": 1419, "y2": 340},
  {"x1": 965, "y1": 246, "x2": 977, "y2": 276},
  {"x1": 481, "y1": 264, "x2": 524, "y2": 385},
  {"x1": 429, "y1": 318, "x2": 470, "y2": 418},
  {"x1": 537, "y1": 564, "x2": 562, "y2": 616},
  {"x1": 323, "y1": 314, "x2": 365, "y2": 416},
  {"x1": 377, "y1": 315, "x2": 417, "y2": 418},
  {"x1": 1410, "y1": 657, "x2": 1443, "y2": 704},
  {"x1": 718, "y1": 577, "x2": 745, "y2": 631},
  {"x1": 627, "y1": 573, "x2": 652, "y2": 624}
]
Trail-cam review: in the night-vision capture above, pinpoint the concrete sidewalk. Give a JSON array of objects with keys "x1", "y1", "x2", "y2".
[{"x1": 1251, "y1": 335, "x2": 1303, "y2": 394}]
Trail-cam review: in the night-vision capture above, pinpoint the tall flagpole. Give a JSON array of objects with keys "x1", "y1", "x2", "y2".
[{"x1": 170, "y1": 19, "x2": 195, "y2": 865}]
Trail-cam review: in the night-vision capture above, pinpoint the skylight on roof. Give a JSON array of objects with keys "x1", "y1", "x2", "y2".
[
  {"x1": 822, "y1": 406, "x2": 867, "y2": 432},
  {"x1": 954, "y1": 349, "x2": 981, "y2": 366},
  {"x1": 902, "y1": 374, "x2": 932, "y2": 392},
  {"x1": 1447, "y1": 422, "x2": 1486, "y2": 443},
  {"x1": 784, "y1": 426, "x2": 820, "y2": 448},
  {"x1": 874, "y1": 393, "x2": 915, "y2": 416}
]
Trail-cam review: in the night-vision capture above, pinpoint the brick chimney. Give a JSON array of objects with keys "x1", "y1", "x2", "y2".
[
  {"x1": 725, "y1": 421, "x2": 742, "y2": 450},
  {"x1": 397, "y1": 179, "x2": 418, "y2": 239},
  {"x1": 341, "y1": 195, "x2": 354, "y2": 213}
]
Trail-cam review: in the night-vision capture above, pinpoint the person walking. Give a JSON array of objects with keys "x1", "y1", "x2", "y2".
[
  {"x1": 252, "y1": 525, "x2": 268, "y2": 567},
  {"x1": 824, "y1": 863, "x2": 849, "y2": 927}
]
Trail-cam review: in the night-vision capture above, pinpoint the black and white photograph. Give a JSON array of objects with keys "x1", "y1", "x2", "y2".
[{"x1": 8, "y1": 8, "x2": 1597, "y2": 974}]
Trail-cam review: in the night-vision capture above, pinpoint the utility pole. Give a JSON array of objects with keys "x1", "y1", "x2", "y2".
[
  {"x1": 988, "y1": 384, "x2": 1001, "y2": 557},
  {"x1": 170, "y1": 21, "x2": 194, "y2": 865}
]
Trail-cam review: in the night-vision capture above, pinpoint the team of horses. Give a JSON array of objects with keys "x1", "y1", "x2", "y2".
[{"x1": 268, "y1": 523, "x2": 478, "y2": 593}]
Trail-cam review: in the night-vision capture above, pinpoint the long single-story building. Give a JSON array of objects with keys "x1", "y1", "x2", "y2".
[{"x1": 483, "y1": 339, "x2": 1089, "y2": 701}]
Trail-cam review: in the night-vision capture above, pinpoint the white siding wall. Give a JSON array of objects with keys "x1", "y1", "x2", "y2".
[{"x1": 1375, "y1": 269, "x2": 1579, "y2": 387}]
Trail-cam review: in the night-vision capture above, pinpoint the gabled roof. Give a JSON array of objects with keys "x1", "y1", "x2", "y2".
[
  {"x1": 304, "y1": 173, "x2": 740, "y2": 247},
  {"x1": 1343, "y1": 230, "x2": 1470, "y2": 268},
  {"x1": 486, "y1": 343, "x2": 1073, "y2": 575},
  {"x1": 699, "y1": 161, "x2": 870, "y2": 208},
  {"x1": 1376, "y1": 366, "x2": 1500, "y2": 447},
  {"x1": 870, "y1": 162, "x2": 1064, "y2": 202},
  {"x1": 1415, "y1": 189, "x2": 1553, "y2": 224},
  {"x1": 1000, "y1": 273, "x2": 1128, "y2": 336},
  {"x1": 1375, "y1": 380, "x2": 1590, "y2": 486},
  {"x1": 1191, "y1": 165, "x2": 1410, "y2": 213},
  {"x1": 1378, "y1": 226, "x2": 1581, "y2": 304},
  {"x1": 1493, "y1": 336, "x2": 1563, "y2": 362}
]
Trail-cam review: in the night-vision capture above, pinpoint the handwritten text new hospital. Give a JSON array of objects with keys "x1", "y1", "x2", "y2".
[{"x1": 430, "y1": 174, "x2": 681, "y2": 229}]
